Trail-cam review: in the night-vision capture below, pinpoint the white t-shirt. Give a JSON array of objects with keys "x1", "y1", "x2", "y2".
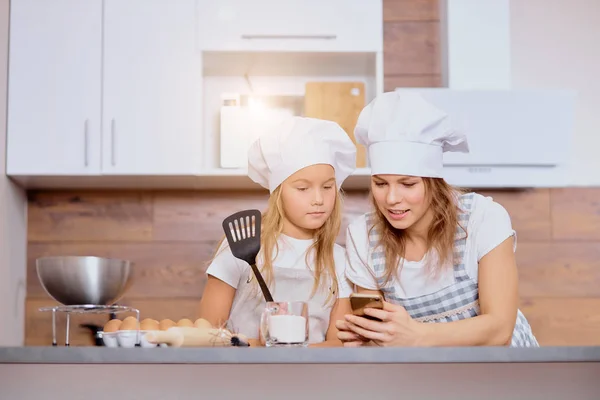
[
  {"x1": 345, "y1": 193, "x2": 516, "y2": 298},
  {"x1": 206, "y1": 234, "x2": 352, "y2": 298}
]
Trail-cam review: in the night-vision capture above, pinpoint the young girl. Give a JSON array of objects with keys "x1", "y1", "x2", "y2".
[
  {"x1": 337, "y1": 90, "x2": 539, "y2": 347},
  {"x1": 199, "y1": 116, "x2": 356, "y2": 346}
]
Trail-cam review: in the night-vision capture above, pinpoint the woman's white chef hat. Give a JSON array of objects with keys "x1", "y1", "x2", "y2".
[
  {"x1": 248, "y1": 116, "x2": 357, "y2": 193},
  {"x1": 354, "y1": 90, "x2": 469, "y2": 178}
]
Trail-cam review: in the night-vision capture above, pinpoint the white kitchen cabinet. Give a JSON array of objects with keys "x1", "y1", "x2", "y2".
[
  {"x1": 6, "y1": 0, "x2": 102, "y2": 175},
  {"x1": 197, "y1": 0, "x2": 382, "y2": 52},
  {"x1": 102, "y1": 0, "x2": 203, "y2": 175},
  {"x1": 6, "y1": 0, "x2": 386, "y2": 191}
]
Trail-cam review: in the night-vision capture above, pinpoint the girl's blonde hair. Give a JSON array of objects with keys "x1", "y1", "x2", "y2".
[
  {"x1": 209, "y1": 184, "x2": 344, "y2": 306},
  {"x1": 370, "y1": 178, "x2": 466, "y2": 286}
]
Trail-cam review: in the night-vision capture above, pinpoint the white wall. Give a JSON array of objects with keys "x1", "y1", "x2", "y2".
[
  {"x1": 510, "y1": 0, "x2": 600, "y2": 186},
  {"x1": 444, "y1": 0, "x2": 511, "y2": 90},
  {"x1": 0, "y1": 0, "x2": 27, "y2": 346}
]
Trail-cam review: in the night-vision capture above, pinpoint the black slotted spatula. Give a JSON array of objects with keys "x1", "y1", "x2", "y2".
[{"x1": 222, "y1": 209, "x2": 274, "y2": 302}]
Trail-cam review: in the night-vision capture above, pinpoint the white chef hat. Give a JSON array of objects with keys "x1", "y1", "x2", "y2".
[
  {"x1": 355, "y1": 90, "x2": 469, "y2": 178},
  {"x1": 247, "y1": 117, "x2": 357, "y2": 192}
]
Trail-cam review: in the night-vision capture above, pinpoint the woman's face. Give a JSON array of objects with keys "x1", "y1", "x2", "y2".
[{"x1": 370, "y1": 174, "x2": 430, "y2": 231}]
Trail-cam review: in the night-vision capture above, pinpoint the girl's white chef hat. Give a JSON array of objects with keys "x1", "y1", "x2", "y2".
[
  {"x1": 248, "y1": 116, "x2": 357, "y2": 193},
  {"x1": 354, "y1": 90, "x2": 469, "y2": 178}
]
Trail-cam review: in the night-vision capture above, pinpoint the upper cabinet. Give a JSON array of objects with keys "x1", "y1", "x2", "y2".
[
  {"x1": 102, "y1": 0, "x2": 203, "y2": 175},
  {"x1": 197, "y1": 0, "x2": 383, "y2": 52},
  {"x1": 5, "y1": 0, "x2": 387, "y2": 190},
  {"x1": 6, "y1": 0, "x2": 202, "y2": 177},
  {"x1": 6, "y1": 0, "x2": 103, "y2": 175}
]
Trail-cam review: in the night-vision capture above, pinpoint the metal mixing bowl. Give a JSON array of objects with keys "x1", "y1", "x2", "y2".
[{"x1": 36, "y1": 256, "x2": 133, "y2": 306}]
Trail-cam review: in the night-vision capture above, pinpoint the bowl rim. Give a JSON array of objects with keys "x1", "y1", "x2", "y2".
[{"x1": 35, "y1": 255, "x2": 133, "y2": 265}]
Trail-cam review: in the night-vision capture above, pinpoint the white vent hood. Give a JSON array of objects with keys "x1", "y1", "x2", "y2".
[
  {"x1": 398, "y1": 88, "x2": 576, "y2": 188},
  {"x1": 402, "y1": 0, "x2": 577, "y2": 188}
]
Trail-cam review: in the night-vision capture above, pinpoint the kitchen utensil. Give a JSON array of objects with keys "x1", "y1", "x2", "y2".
[
  {"x1": 260, "y1": 301, "x2": 309, "y2": 347},
  {"x1": 304, "y1": 81, "x2": 367, "y2": 167},
  {"x1": 145, "y1": 326, "x2": 249, "y2": 347},
  {"x1": 36, "y1": 256, "x2": 132, "y2": 306},
  {"x1": 222, "y1": 209, "x2": 274, "y2": 302}
]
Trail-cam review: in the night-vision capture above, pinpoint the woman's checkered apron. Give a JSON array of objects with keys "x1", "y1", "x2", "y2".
[{"x1": 367, "y1": 193, "x2": 539, "y2": 347}]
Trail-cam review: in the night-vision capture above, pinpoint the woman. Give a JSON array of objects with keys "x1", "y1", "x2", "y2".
[
  {"x1": 337, "y1": 90, "x2": 538, "y2": 347},
  {"x1": 199, "y1": 117, "x2": 356, "y2": 346}
]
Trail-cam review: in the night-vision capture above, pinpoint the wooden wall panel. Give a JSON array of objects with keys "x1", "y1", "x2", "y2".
[
  {"x1": 384, "y1": 22, "x2": 441, "y2": 76},
  {"x1": 28, "y1": 242, "x2": 214, "y2": 299},
  {"x1": 25, "y1": 188, "x2": 600, "y2": 346},
  {"x1": 153, "y1": 191, "x2": 269, "y2": 241},
  {"x1": 384, "y1": 75, "x2": 442, "y2": 91},
  {"x1": 383, "y1": 0, "x2": 440, "y2": 22},
  {"x1": 516, "y1": 242, "x2": 600, "y2": 298},
  {"x1": 27, "y1": 191, "x2": 153, "y2": 242},
  {"x1": 383, "y1": 0, "x2": 443, "y2": 91},
  {"x1": 477, "y1": 189, "x2": 552, "y2": 241},
  {"x1": 551, "y1": 188, "x2": 600, "y2": 240},
  {"x1": 520, "y1": 298, "x2": 600, "y2": 346}
]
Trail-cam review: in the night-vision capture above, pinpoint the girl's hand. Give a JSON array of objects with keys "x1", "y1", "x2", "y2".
[
  {"x1": 342, "y1": 301, "x2": 425, "y2": 347},
  {"x1": 335, "y1": 319, "x2": 369, "y2": 347}
]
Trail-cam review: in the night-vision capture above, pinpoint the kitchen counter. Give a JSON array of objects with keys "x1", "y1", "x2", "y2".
[
  {"x1": 1, "y1": 345, "x2": 600, "y2": 364},
  {"x1": 2, "y1": 346, "x2": 600, "y2": 399}
]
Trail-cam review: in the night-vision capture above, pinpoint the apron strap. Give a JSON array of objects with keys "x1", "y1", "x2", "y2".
[{"x1": 452, "y1": 193, "x2": 475, "y2": 282}]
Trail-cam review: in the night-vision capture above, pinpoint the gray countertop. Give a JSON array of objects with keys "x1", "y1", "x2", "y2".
[{"x1": 1, "y1": 346, "x2": 600, "y2": 364}]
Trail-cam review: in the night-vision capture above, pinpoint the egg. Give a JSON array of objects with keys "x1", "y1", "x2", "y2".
[
  {"x1": 103, "y1": 318, "x2": 121, "y2": 333},
  {"x1": 119, "y1": 316, "x2": 140, "y2": 331},
  {"x1": 177, "y1": 318, "x2": 194, "y2": 327},
  {"x1": 194, "y1": 318, "x2": 212, "y2": 329},
  {"x1": 140, "y1": 318, "x2": 159, "y2": 331},
  {"x1": 159, "y1": 319, "x2": 176, "y2": 331}
]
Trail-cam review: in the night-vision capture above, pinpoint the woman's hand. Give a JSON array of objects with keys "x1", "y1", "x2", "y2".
[{"x1": 339, "y1": 301, "x2": 425, "y2": 347}]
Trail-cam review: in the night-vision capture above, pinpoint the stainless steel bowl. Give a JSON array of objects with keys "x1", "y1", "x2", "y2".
[{"x1": 36, "y1": 256, "x2": 133, "y2": 306}]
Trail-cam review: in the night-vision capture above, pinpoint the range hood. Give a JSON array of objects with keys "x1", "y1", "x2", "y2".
[{"x1": 396, "y1": 88, "x2": 576, "y2": 188}]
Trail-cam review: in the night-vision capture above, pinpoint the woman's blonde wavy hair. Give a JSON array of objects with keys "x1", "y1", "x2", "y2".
[
  {"x1": 210, "y1": 184, "x2": 344, "y2": 307},
  {"x1": 370, "y1": 178, "x2": 466, "y2": 287}
]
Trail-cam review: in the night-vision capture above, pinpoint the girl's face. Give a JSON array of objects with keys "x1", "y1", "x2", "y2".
[
  {"x1": 371, "y1": 174, "x2": 431, "y2": 231},
  {"x1": 280, "y1": 164, "x2": 337, "y2": 239}
]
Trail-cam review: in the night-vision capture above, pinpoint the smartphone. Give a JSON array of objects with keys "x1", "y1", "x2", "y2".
[{"x1": 349, "y1": 293, "x2": 384, "y2": 321}]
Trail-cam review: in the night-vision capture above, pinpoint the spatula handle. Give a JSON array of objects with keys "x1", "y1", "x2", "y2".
[{"x1": 250, "y1": 263, "x2": 274, "y2": 302}]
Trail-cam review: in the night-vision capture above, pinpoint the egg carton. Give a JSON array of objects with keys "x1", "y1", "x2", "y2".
[{"x1": 102, "y1": 330, "x2": 168, "y2": 348}]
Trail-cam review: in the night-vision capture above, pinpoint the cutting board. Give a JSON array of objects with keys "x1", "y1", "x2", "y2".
[{"x1": 304, "y1": 82, "x2": 367, "y2": 168}]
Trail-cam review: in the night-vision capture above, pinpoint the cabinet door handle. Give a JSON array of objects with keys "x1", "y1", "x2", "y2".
[
  {"x1": 84, "y1": 119, "x2": 89, "y2": 167},
  {"x1": 111, "y1": 119, "x2": 116, "y2": 166},
  {"x1": 240, "y1": 34, "x2": 337, "y2": 40}
]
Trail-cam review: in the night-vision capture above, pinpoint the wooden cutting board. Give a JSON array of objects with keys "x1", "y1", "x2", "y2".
[{"x1": 304, "y1": 82, "x2": 367, "y2": 168}]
